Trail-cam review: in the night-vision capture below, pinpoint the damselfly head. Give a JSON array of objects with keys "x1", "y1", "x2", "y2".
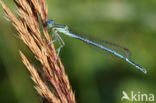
[{"x1": 46, "y1": 20, "x2": 55, "y2": 27}]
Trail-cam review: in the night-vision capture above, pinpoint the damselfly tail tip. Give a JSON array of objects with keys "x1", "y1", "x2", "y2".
[
  {"x1": 134, "y1": 64, "x2": 147, "y2": 74},
  {"x1": 125, "y1": 58, "x2": 147, "y2": 74},
  {"x1": 135, "y1": 64, "x2": 147, "y2": 74},
  {"x1": 141, "y1": 68, "x2": 147, "y2": 74}
]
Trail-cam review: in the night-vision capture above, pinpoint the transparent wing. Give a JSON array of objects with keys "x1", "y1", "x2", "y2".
[{"x1": 69, "y1": 29, "x2": 131, "y2": 58}]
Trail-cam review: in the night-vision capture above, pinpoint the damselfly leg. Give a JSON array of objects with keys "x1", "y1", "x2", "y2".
[{"x1": 48, "y1": 28, "x2": 65, "y2": 57}]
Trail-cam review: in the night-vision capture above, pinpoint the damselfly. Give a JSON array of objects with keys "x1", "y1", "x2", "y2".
[{"x1": 45, "y1": 20, "x2": 147, "y2": 74}]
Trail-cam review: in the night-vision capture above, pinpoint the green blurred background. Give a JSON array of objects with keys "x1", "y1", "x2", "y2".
[{"x1": 0, "y1": 0, "x2": 156, "y2": 103}]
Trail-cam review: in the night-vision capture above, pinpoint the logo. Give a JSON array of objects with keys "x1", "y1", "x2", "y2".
[{"x1": 121, "y1": 90, "x2": 154, "y2": 102}]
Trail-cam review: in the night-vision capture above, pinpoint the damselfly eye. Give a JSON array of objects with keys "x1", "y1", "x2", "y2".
[{"x1": 46, "y1": 20, "x2": 55, "y2": 27}]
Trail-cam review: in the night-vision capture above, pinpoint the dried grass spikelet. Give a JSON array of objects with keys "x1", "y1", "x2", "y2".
[{"x1": 0, "y1": 0, "x2": 76, "y2": 103}]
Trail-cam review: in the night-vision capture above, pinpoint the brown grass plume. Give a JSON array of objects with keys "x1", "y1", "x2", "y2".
[{"x1": 0, "y1": 0, "x2": 76, "y2": 103}]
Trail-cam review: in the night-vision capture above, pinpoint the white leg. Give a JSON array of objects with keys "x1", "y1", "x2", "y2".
[
  {"x1": 48, "y1": 39, "x2": 57, "y2": 45},
  {"x1": 55, "y1": 32, "x2": 65, "y2": 57},
  {"x1": 48, "y1": 29, "x2": 65, "y2": 57},
  {"x1": 48, "y1": 28, "x2": 58, "y2": 45}
]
